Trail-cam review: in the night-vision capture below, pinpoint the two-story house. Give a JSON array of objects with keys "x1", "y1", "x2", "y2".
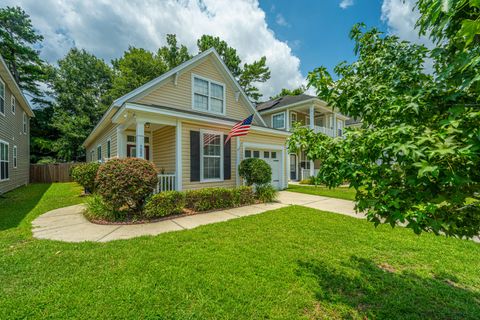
[
  {"x1": 256, "y1": 94, "x2": 348, "y2": 181},
  {"x1": 0, "y1": 55, "x2": 34, "y2": 194},
  {"x1": 84, "y1": 48, "x2": 290, "y2": 191}
]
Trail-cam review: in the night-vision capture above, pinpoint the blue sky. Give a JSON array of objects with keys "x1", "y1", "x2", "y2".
[{"x1": 259, "y1": 0, "x2": 386, "y2": 77}]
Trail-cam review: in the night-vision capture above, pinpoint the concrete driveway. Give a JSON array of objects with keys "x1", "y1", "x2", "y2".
[{"x1": 31, "y1": 191, "x2": 359, "y2": 243}]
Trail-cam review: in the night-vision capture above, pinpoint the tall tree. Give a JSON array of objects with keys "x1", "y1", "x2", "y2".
[
  {"x1": 110, "y1": 47, "x2": 168, "y2": 100},
  {"x1": 157, "y1": 34, "x2": 192, "y2": 70},
  {"x1": 289, "y1": 9, "x2": 480, "y2": 239},
  {"x1": 51, "y1": 48, "x2": 113, "y2": 161},
  {"x1": 197, "y1": 35, "x2": 271, "y2": 101},
  {"x1": 0, "y1": 6, "x2": 45, "y2": 100}
]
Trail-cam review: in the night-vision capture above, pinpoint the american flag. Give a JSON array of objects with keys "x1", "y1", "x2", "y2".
[{"x1": 225, "y1": 114, "x2": 254, "y2": 144}]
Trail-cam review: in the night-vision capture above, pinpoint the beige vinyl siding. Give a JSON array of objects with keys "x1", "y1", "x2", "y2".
[
  {"x1": 135, "y1": 57, "x2": 263, "y2": 126},
  {"x1": 85, "y1": 123, "x2": 118, "y2": 163},
  {"x1": 0, "y1": 75, "x2": 30, "y2": 194},
  {"x1": 181, "y1": 121, "x2": 237, "y2": 191},
  {"x1": 152, "y1": 126, "x2": 175, "y2": 173}
]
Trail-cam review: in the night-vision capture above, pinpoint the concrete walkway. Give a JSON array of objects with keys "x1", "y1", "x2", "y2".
[{"x1": 32, "y1": 191, "x2": 358, "y2": 243}]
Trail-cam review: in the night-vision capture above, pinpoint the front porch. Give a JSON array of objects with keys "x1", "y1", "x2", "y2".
[{"x1": 115, "y1": 111, "x2": 182, "y2": 192}]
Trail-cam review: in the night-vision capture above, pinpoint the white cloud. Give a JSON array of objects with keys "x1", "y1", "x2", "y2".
[
  {"x1": 6, "y1": 0, "x2": 305, "y2": 99},
  {"x1": 339, "y1": 0, "x2": 354, "y2": 9},
  {"x1": 381, "y1": 0, "x2": 433, "y2": 48}
]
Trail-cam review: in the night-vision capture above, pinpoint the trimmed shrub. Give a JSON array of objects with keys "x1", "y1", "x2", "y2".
[
  {"x1": 185, "y1": 186, "x2": 255, "y2": 212},
  {"x1": 71, "y1": 162, "x2": 100, "y2": 193},
  {"x1": 255, "y1": 184, "x2": 278, "y2": 203},
  {"x1": 144, "y1": 191, "x2": 185, "y2": 218},
  {"x1": 238, "y1": 158, "x2": 272, "y2": 186},
  {"x1": 95, "y1": 158, "x2": 158, "y2": 213},
  {"x1": 84, "y1": 194, "x2": 118, "y2": 221}
]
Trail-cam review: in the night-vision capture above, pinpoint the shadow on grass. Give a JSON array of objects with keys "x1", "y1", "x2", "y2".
[
  {"x1": 297, "y1": 256, "x2": 480, "y2": 320},
  {"x1": 0, "y1": 183, "x2": 51, "y2": 231}
]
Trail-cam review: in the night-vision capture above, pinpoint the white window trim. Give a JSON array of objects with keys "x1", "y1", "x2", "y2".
[
  {"x1": 22, "y1": 112, "x2": 27, "y2": 134},
  {"x1": 106, "y1": 138, "x2": 111, "y2": 160},
  {"x1": 13, "y1": 145, "x2": 17, "y2": 168},
  {"x1": 199, "y1": 129, "x2": 224, "y2": 183},
  {"x1": 191, "y1": 73, "x2": 226, "y2": 116},
  {"x1": 0, "y1": 78, "x2": 5, "y2": 117},
  {"x1": 97, "y1": 144, "x2": 102, "y2": 163},
  {"x1": 0, "y1": 139, "x2": 9, "y2": 181},
  {"x1": 11, "y1": 95, "x2": 16, "y2": 115},
  {"x1": 271, "y1": 111, "x2": 286, "y2": 130}
]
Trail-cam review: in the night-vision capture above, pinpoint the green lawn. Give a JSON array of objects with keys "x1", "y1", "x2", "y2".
[
  {"x1": 1, "y1": 183, "x2": 479, "y2": 319},
  {"x1": 288, "y1": 183, "x2": 357, "y2": 201}
]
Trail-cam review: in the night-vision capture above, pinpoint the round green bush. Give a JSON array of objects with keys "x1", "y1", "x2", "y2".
[
  {"x1": 95, "y1": 158, "x2": 158, "y2": 214},
  {"x1": 144, "y1": 191, "x2": 185, "y2": 218},
  {"x1": 71, "y1": 162, "x2": 100, "y2": 193},
  {"x1": 238, "y1": 158, "x2": 272, "y2": 186}
]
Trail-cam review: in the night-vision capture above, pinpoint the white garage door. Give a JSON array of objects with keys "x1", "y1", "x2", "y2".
[{"x1": 244, "y1": 149, "x2": 282, "y2": 189}]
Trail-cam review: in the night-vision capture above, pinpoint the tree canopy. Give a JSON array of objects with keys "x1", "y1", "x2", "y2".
[
  {"x1": 288, "y1": 1, "x2": 480, "y2": 238},
  {"x1": 50, "y1": 48, "x2": 113, "y2": 161},
  {"x1": 0, "y1": 6, "x2": 46, "y2": 101},
  {"x1": 270, "y1": 86, "x2": 306, "y2": 100}
]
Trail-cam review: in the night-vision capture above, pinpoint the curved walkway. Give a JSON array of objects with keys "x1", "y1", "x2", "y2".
[{"x1": 32, "y1": 191, "x2": 359, "y2": 243}]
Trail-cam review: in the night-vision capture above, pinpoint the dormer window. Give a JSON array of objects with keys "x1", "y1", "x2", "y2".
[{"x1": 192, "y1": 75, "x2": 225, "y2": 115}]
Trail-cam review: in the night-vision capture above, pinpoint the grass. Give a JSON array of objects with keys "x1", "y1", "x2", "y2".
[
  {"x1": 0, "y1": 183, "x2": 479, "y2": 319},
  {"x1": 287, "y1": 183, "x2": 357, "y2": 201}
]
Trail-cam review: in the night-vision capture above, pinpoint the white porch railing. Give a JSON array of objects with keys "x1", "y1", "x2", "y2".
[
  {"x1": 156, "y1": 173, "x2": 176, "y2": 193},
  {"x1": 300, "y1": 169, "x2": 320, "y2": 181},
  {"x1": 299, "y1": 125, "x2": 336, "y2": 138}
]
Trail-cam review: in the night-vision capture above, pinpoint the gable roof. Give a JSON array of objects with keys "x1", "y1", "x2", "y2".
[
  {"x1": 256, "y1": 94, "x2": 317, "y2": 112},
  {"x1": 0, "y1": 55, "x2": 34, "y2": 117},
  {"x1": 112, "y1": 47, "x2": 266, "y2": 126}
]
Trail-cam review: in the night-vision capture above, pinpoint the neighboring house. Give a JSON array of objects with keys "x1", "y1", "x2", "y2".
[
  {"x1": 345, "y1": 118, "x2": 362, "y2": 129},
  {"x1": 83, "y1": 48, "x2": 290, "y2": 191},
  {"x1": 0, "y1": 55, "x2": 34, "y2": 194},
  {"x1": 256, "y1": 94, "x2": 349, "y2": 181}
]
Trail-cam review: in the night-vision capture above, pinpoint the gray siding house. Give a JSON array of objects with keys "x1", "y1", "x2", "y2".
[{"x1": 0, "y1": 55, "x2": 34, "y2": 194}]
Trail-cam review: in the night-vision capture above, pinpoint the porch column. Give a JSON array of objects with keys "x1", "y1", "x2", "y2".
[
  {"x1": 286, "y1": 151, "x2": 290, "y2": 182},
  {"x1": 235, "y1": 137, "x2": 240, "y2": 186},
  {"x1": 309, "y1": 105, "x2": 315, "y2": 129},
  {"x1": 136, "y1": 120, "x2": 145, "y2": 159},
  {"x1": 116, "y1": 125, "x2": 125, "y2": 158},
  {"x1": 175, "y1": 120, "x2": 182, "y2": 191}
]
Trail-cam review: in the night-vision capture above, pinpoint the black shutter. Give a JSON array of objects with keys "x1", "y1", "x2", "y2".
[
  {"x1": 224, "y1": 136, "x2": 231, "y2": 180},
  {"x1": 190, "y1": 131, "x2": 200, "y2": 182}
]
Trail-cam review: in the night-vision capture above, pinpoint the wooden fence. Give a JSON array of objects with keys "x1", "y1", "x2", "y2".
[{"x1": 30, "y1": 163, "x2": 78, "y2": 183}]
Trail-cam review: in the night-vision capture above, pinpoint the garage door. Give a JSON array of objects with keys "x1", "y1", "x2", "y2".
[{"x1": 244, "y1": 149, "x2": 281, "y2": 189}]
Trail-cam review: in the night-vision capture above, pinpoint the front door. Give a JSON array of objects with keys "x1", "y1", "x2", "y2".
[
  {"x1": 290, "y1": 154, "x2": 297, "y2": 180},
  {"x1": 127, "y1": 144, "x2": 150, "y2": 160}
]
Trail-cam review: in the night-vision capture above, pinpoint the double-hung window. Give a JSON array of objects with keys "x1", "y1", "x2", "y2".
[
  {"x1": 193, "y1": 75, "x2": 225, "y2": 115},
  {"x1": 272, "y1": 112, "x2": 286, "y2": 129},
  {"x1": 201, "y1": 131, "x2": 223, "y2": 181},
  {"x1": 0, "y1": 141, "x2": 9, "y2": 181},
  {"x1": 0, "y1": 79, "x2": 5, "y2": 115},
  {"x1": 11, "y1": 96, "x2": 16, "y2": 114}
]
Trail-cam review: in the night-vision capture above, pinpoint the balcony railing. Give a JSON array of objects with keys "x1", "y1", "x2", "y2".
[
  {"x1": 156, "y1": 173, "x2": 176, "y2": 193},
  {"x1": 300, "y1": 169, "x2": 320, "y2": 181},
  {"x1": 298, "y1": 125, "x2": 336, "y2": 138}
]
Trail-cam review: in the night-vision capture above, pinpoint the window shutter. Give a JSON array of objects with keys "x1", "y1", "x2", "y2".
[
  {"x1": 224, "y1": 136, "x2": 231, "y2": 180},
  {"x1": 190, "y1": 131, "x2": 200, "y2": 182}
]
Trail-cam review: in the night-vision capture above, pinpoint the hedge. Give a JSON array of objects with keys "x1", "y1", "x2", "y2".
[
  {"x1": 144, "y1": 191, "x2": 185, "y2": 218},
  {"x1": 184, "y1": 186, "x2": 255, "y2": 212}
]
